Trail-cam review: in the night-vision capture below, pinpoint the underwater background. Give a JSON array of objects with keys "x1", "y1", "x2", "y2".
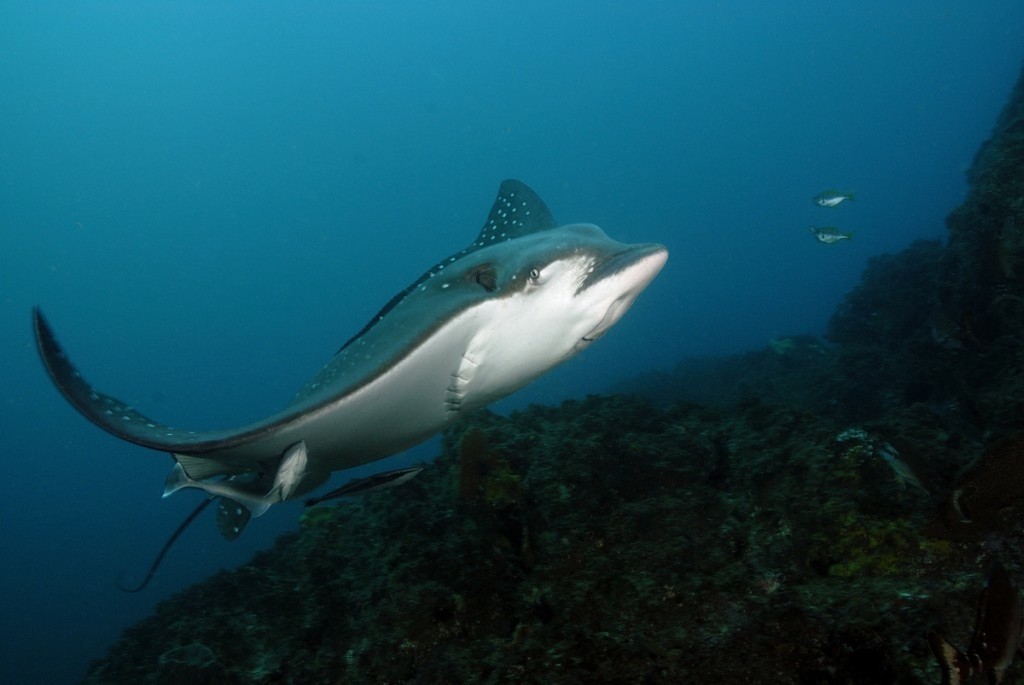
[{"x1": 2, "y1": 3, "x2": 1024, "y2": 683}]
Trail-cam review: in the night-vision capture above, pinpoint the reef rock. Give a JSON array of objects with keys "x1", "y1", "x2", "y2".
[{"x1": 84, "y1": 396, "x2": 959, "y2": 684}]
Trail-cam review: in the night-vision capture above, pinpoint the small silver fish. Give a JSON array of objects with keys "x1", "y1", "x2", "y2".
[
  {"x1": 814, "y1": 190, "x2": 855, "y2": 207},
  {"x1": 877, "y1": 442, "x2": 929, "y2": 494},
  {"x1": 809, "y1": 226, "x2": 853, "y2": 244}
]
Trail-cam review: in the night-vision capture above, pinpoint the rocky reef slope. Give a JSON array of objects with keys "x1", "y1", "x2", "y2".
[
  {"x1": 84, "y1": 397, "x2": 955, "y2": 684},
  {"x1": 83, "y1": 64, "x2": 1024, "y2": 684}
]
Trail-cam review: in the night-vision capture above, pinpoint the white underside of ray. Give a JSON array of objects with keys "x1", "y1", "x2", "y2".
[
  {"x1": 173, "y1": 245, "x2": 667, "y2": 501},
  {"x1": 176, "y1": 299, "x2": 521, "y2": 494}
]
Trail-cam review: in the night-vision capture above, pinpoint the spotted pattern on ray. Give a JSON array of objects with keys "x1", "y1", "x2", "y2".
[
  {"x1": 32, "y1": 308, "x2": 203, "y2": 447},
  {"x1": 332, "y1": 179, "x2": 557, "y2": 356}
]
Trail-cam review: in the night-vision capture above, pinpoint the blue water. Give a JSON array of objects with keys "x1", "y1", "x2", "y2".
[{"x1": 1, "y1": 3, "x2": 1022, "y2": 682}]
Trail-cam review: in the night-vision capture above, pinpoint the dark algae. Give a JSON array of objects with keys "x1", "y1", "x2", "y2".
[{"x1": 83, "y1": 64, "x2": 1024, "y2": 684}]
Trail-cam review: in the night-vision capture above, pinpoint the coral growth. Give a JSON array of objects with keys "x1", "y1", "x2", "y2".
[{"x1": 82, "y1": 395, "x2": 979, "y2": 685}]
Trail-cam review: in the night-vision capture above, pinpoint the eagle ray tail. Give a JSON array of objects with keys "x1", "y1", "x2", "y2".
[{"x1": 116, "y1": 496, "x2": 214, "y2": 593}]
